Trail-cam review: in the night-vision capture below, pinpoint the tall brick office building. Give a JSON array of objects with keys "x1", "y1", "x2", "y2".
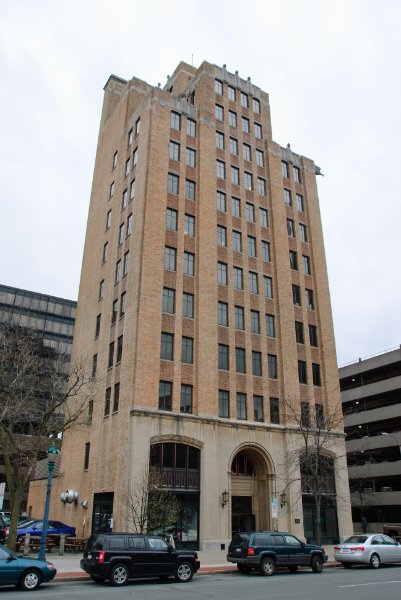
[{"x1": 29, "y1": 61, "x2": 352, "y2": 548}]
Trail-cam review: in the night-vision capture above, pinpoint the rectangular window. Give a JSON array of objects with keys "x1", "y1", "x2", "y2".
[
  {"x1": 159, "y1": 381, "x2": 172, "y2": 411},
  {"x1": 240, "y1": 91, "x2": 248, "y2": 107},
  {"x1": 218, "y1": 301, "x2": 228, "y2": 326},
  {"x1": 228, "y1": 86, "x2": 236, "y2": 101},
  {"x1": 264, "y1": 276, "x2": 273, "y2": 298},
  {"x1": 289, "y1": 250, "x2": 298, "y2": 270},
  {"x1": 116, "y1": 335, "x2": 123, "y2": 363},
  {"x1": 162, "y1": 287, "x2": 175, "y2": 314},
  {"x1": 262, "y1": 240, "x2": 270, "y2": 262},
  {"x1": 248, "y1": 235, "x2": 256, "y2": 257},
  {"x1": 166, "y1": 207, "x2": 178, "y2": 230},
  {"x1": 306, "y1": 288, "x2": 314, "y2": 310},
  {"x1": 183, "y1": 252, "x2": 195, "y2": 276},
  {"x1": 296, "y1": 193, "x2": 304, "y2": 212},
  {"x1": 256, "y1": 149, "x2": 264, "y2": 167},
  {"x1": 135, "y1": 118, "x2": 141, "y2": 136},
  {"x1": 99, "y1": 279, "x2": 105, "y2": 300},
  {"x1": 126, "y1": 213, "x2": 133, "y2": 237},
  {"x1": 231, "y1": 166, "x2": 240, "y2": 185},
  {"x1": 120, "y1": 291, "x2": 126, "y2": 317},
  {"x1": 216, "y1": 191, "x2": 226, "y2": 212},
  {"x1": 244, "y1": 171, "x2": 253, "y2": 191},
  {"x1": 216, "y1": 160, "x2": 225, "y2": 179},
  {"x1": 309, "y1": 324, "x2": 318, "y2": 347},
  {"x1": 180, "y1": 384, "x2": 192, "y2": 413},
  {"x1": 184, "y1": 178, "x2": 194, "y2": 201},
  {"x1": 232, "y1": 197, "x2": 241, "y2": 218},
  {"x1": 258, "y1": 178, "x2": 266, "y2": 195},
  {"x1": 293, "y1": 166, "x2": 301, "y2": 183},
  {"x1": 123, "y1": 251, "x2": 129, "y2": 276},
  {"x1": 260, "y1": 207, "x2": 268, "y2": 228},
  {"x1": 216, "y1": 131, "x2": 224, "y2": 149},
  {"x1": 315, "y1": 404, "x2": 324, "y2": 428},
  {"x1": 184, "y1": 214, "x2": 195, "y2": 237},
  {"x1": 215, "y1": 104, "x2": 224, "y2": 121},
  {"x1": 253, "y1": 395, "x2": 263, "y2": 421},
  {"x1": 104, "y1": 387, "x2": 111, "y2": 416},
  {"x1": 87, "y1": 399, "x2": 93, "y2": 424},
  {"x1": 292, "y1": 284, "x2": 301, "y2": 306},
  {"x1": 229, "y1": 110, "x2": 237, "y2": 127},
  {"x1": 252, "y1": 352, "x2": 262, "y2": 376},
  {"x1": 301, "y1": 401, "x2": 310, "y2": 427},
  {"x1": 232, "y1": 230, "x2": 242, "y2": 252},
  {"x1": 125, "y1": 157, "x2": 130, "y2": 177},
  {"x1": 281, "y1": 161, "x2": 289, "y2": 178},
  {"x1": 113, "y1": 382, "x2": 120, "y2": 412},
  {"x1": 253, "y1": 97, "x2": 261, "y2": 113},
  {"x1": 236, "y1": 393, "x2": 247, "y2": 420},
  {"x1": 217, "y1": 261, "x2": 228, "y2": 285},
  {"x1": 106, "y1": 209, "x2": 112, "y2": 230},
  {"x1": 183, "y1": 292, "x2": 194, "y2": 318},
  {"x1": 233, "y1": 266, "x2": 243, "y2": 289},
  {"x1": 250, "y1": 309, "x2": 260, "y2": 334},
  {"x1": 109, "y1": 181, "x2": 115, "y2": 199},
  {"x1": 295, "y1": 321, "x2": 304, "y2": 344},
  {"x1": 111, "y1": 298, "x2": 118, "y2": 324},
  {"x1": 312, "y1": 363, "x2": 322, "y2": 387},
  {"x1": 302, "y1": 255, "x2": 311, "y2": 275},
  {"x1": 92, "y1": 354, "x2": 98, "y2": 378},
  {"x1": 161, "y1": 332, "x2": 174, "y2": 360},
  {"x1": 270, "y1": 397, "x2": 280, "y2": 424},
  {"x1": 164, "y1": 246, "x2": 176, "y2": 271},
  {"x1": 249, "y1": 271, "x2": 258, "y2": 294},
  {"x1": 217, "y1": 225, "x2": 227, "y2": 247},
  {"x1": 254, "y1": 123, "x2": 262, "y2": 139},
  {"x1": 242, "y1": 116, "x2": 250, "y2": 133},
  {"x1": 215, "y1": 79, "x2": 223, "y2": 94},
  {"x1": 128, "y1": 128, "x2": 133, "y2": 147},
  {"x1": 132, "y1": 147, "x2": 138, "y2": 166},
  {"x1": 186, "y1": 147, "x2": 196, "y2": 168},
  {"x1": 236, "y1": 347, "x2": 246, "y2": 373},
  {"x1": 169, "y1": 140, "x2": 180, "y2": 161},
  {"x1": 234, "y1": 305, "x2": 244, "y2": 330},
  {"x1": 266, "y1": 314, "x2": 275, "y2": 337},
  {"x1": 118, "y1": 223, "x2": 124, "y2": 245},
  {"x1": 219, "y1": 390, "x2": 229, "y2": 418},
  {"x1": 130, "y1": 179, "x2": 136, "y2": 200},
  {"x1": 171, "y1": 111, "x2": 180, "y2": 130},
  {"x1": 115, "y1": 259, "x2": 121, "y2": 283},
  {"x1": 102, "y1": 242, "x2": 109, "y2": 263},
  {"x1": 168, "y1": 172, "x2": 179, "y2": 194},
  {"x1": 298, "y1": 360, "x2": 307, "y2": 384},
  {"x1": 95, "y1": 314, "x2": 101, "y2": 337},
  {"x1": 287, "y1": 218, "x2": 295, "y2": 237},
  {"x1": 268, "y1": 354, "x2": 277, "y2": 379},
  {"x1": 187, "y1": 118, "x2": 196, "y2": 137},
  {"x1": 230, "y1": 137, "x2": 239, "y2": 155},
  {"x1": 122, "y1": 188, "x2": 128, "y2": 209},
  {"x1": 108, "y1": 341, "x2": 114, "y2": 368},
  {"x1": 284, "y1": 188, "x2": 292, "y2": 206},
  {"x1": 299, "y1": 223, "x2": 308, "y2": 243},
  {"x1": 181, "y1": 336, "x2": 193, "y2": 364},
  {"x1": 113, "y1": 151, "x2": 118, "y2": 169},
  {"x1": 218, "y1": 344, "x2": 229, "y2": 370},
  {"x1": 243, "y1": 143, "x2": 251, "y2": 161},
  {"x1": 246, "y1": 202, "x2": 255, "y2": 223}
]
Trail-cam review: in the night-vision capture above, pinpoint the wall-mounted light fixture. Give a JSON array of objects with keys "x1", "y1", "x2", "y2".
[
  {"x1": 280, "y1": 491, "x2": 287, "y2": 508},
  {"x1": 222, "y1": 489, "x2": 229, "y2": 508}
]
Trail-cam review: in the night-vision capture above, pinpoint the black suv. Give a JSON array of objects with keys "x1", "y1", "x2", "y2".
[
  {"x1": 227, "y1": 531, "x2": 328, "y2": 575},
  {"x1": 80, "y1": 533, "x2": 200, "y2": 585}
]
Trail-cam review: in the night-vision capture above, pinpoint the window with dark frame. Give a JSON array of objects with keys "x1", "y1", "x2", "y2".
[
  {"x1": 162, "y1": 287, "x2": 175, "y2": 314},
  {"x1": 218, "y1": 343, "x2": 229, "y2": 370},
  {"x1": 161, "y1": 332, "x2": 174, "y2": 360},
  {"x1": 84, "y1": 442, "x2": 90, "y2": 470},
  {"x1": 183, "y1": 252, "x2": 195, "y2": 276},
  {"x1": 301, "y1": 401, "x2": 310, "y2": 427},
  {"x1": 159, "y1": 381, "x2": 172, "y2": 411},
  {"x1": 170, "y1": 111, "x2": 180, "y2": 130},
  {"x1": 219, "y1": 390, "x2": 229, "y2": 418},
  {"x1": 309, "y1": 324, "x2": 318, "y2": 347},
  {"x1": 295, "y1": 321, "x2": 304, "y2": 344},
  {"x1": 253, "y1": 395, "x2": 263, "y2": 421},
  {"x1": 298, "y1": 360, "x2": 307, "y2": 384},
  {"x1": 268, "y1": 354, "x2": 277, "y2": 379},
  {"x1": 181, "y1": 337, "x2": 193, "y2": 364},
  {"x1": 168, "y1": 173, "x2": 179, "y2": 194},
  {"x1": 218, "y1": 301, "x2": 228, "y2": 326},
  {"x1": 234, "y1": 305, "x2": 244, "y2": 330},
  {"x1": 270, "y1": 397, "x2": 280, "y2": 424},
  {"x1": 113, "y1": 382, "x2": 120, "y2": 412},
  {"x1": 116, "y1": 335, "x2": 123, "y2": 363},
  {"x1": 250, "y1": 309, "x2": 260, "y2": 334},
  {"x1": 104, "y1": 387, "x2": 111, "y2": 416},
  {"x1": 108, "y1": 341, "x2": 114, "y2": 368},
  {"x1": 180, "y1": 384, "x2": 193, "y2": 413},
  {"x1": 236, "y1": 393, "x2": 247, "y2": 420},
  {"x1": 217, "y1": 261, "x2": 228, "y2": 285},
  {"x1": 216, "y1": 190, "x2": 226, "y2": 212},
  {"x1": 164, "y1": 246, "x2": 176, "y2": 271},
  {"x1": 236, "y1": 347, "x2": 246, "y2": 374},
  {"x1": 266, "y1": 314, "x2": 275, "y2": 337},
  {"x1": 312, "y1": 363, "x2": 322, "y2": 387},
  {"x1": 252, "y1": 351, "x2": 262, "y2": 376},
  {"x1": 184, "y1": 214, "x2": 195, "y2": 237},
  {"x1": 183, "y1": 292, "x2": 194, "y2": 318}
]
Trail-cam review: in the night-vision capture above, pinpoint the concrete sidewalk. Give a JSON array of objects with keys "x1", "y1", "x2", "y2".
[{"x1": 32, "y1": 545, "x2": 339, "y2": 580}]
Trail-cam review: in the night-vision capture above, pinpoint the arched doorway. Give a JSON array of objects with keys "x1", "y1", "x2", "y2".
[{"x1": 230, "y1": 446, "x2": 273, "y2": 536}]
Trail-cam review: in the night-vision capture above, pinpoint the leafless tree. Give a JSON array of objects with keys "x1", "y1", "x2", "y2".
[
  {"x1": 0, "y1": 323, "x2": 94, "y2": 550},
  {"x1": 122, "y1": 465, "x2": 180, "y2": 535}
]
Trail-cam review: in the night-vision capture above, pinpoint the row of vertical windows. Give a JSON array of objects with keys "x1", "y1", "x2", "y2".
[
  {"x1": 215, "y1": 105, "x2": 262, "y2": 139},
  {"x1": 168, "y1": 173, "x2": 196, "y2": 200},
  {"x1": 170, "y1": 111, "x2": 196, "y2": 137},
  {"x1": 298, "y1": 360, "x2": 321, "y2": 386},
  {"x1": 217, "y1": 226, "x2": 270, "y2": 260},
  {"x1": 216, "y1": 161, "x2": 266, "y2": 193},
  {"x1": 218, "y1": 345, "x2": 277, "y2": 378},
  {"x1": 159, "y1": 381, "x2": 193, "y2": 413},
  {"x1": 217, "y1": 264, "x2": 270, "y2": 296},
  {"x1": 289, "y1": 251, "x2": 311, "y2": 275},
  {"x1": 216, "y1": 192, "x2": 268, "y2": 228},
  {"x1": 281, "y1": 161, "x2": 301, "y2": 184},
  {"x1": 108, "y1": 335, "x2": 123, "y2": 368},
  {"x1": 169, "y1": 141, "x2": 196, "y2": 167},
  {"x1": 218, "y1": 303, "x2": 275, "y2": 336},
  {"x1": 162, "y1": 288, "x2": 194, "y2": 318},
  {"x1": 164, "y1": 247, "x2": 195, "y2": 275},
  {"x1": 166, "y1": 208, "x2": 195, "y2": 237},
  {"x1": 104, "y1": 382, "x2": 120, "y2": 416},
  {"x1": 292, "y1": 285, "x2": 314, "y2": 310},
  {"x1": 215, "y1": 79, "x2": 261, "y2": 114},
  {"x1": 284, "y1": 188, "x2": 304, "y2": 211},
  {"x1": 160, "y1": 332, "x2": 194, "y2": 364},
  {"x1": 216, "y1": 132, "x2": 264, "y2": 166},
  {"x1": 295, "y1": 321, "x2": 319, "y2": 347},
  {"x1": 219, "y1": 391, "x2": 279, "y2": 423},
  {"x1": 287, "y1": 219, "x2": 308, "y2": 243}
]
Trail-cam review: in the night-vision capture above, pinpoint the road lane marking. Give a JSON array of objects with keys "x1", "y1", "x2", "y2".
[{"x1": 339, "y1": 580, "x2": 401, "y2": 588}]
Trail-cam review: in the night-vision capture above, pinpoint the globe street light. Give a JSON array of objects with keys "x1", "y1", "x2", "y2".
[{"x1": 38, "y1": 442, "x2": 60, "y2": 561}]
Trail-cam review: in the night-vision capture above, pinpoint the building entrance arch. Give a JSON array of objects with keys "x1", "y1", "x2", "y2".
[{"x1": 230, "y1": 445, "x2": 274, "y2": 535}]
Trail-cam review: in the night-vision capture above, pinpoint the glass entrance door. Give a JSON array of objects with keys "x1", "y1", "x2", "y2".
[{"x1": 231, "y1": 496, "x2": 255, "y2": 535}]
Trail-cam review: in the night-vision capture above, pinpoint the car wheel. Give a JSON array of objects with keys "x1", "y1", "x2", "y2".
[
  {"x1": 109, "y1": 563, "x2": 129, "y2": 586},
  {"x1": 90, "y1": 574, "x2": 106, "y2": 582},
  {"x1": 238, "y1": 564, "x2": 252, "y2": 574},
  {"x1": 311, "y1": 555, "x2": 323, "y2": 573},
  {"x1": 175, "y1": 561, "x2": 194, "y2": 582},
  {"x1": 369, "y1": 553, "x2": 381, "y2": 569},
  {"x1": 343, "y1": 563, "x2": 352, "y2": 569},
  {"x1": 19, "y1": 569, "x2": 42, "y2": 591},
  {"x1": 288, "y1": 565, "x2": 298, "y2": 573},
  {"x1": 260, "y1": 556, "x2": 276, "y2": 576}
]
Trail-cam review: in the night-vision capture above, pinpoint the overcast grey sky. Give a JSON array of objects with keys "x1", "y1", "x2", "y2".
[{"x1": 1, "y1": 0, "x2": 400, "y2": 365}]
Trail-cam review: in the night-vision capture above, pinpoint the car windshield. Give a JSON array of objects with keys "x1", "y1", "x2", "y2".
[{"x1": 343, "y1": 535, "x2": 368, "y2": 544}]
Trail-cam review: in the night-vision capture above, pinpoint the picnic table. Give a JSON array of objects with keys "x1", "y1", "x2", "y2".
[{"x1": 64, "y1": 536, "x2": 88, "y2": 552}]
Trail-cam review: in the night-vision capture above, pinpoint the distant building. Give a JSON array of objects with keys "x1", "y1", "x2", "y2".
[
  {"x1": 340, "y1": 347, "x2": 401, "y2": 531},
  {"x1": 28, "y1": 61, "x2": 352, "y2": 548},
  {"x1": 0, "y1": 284, "x2": 76, "y2": 512}
]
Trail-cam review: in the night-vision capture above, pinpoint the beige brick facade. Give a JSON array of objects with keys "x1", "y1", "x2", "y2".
[{"x1": 28, "y1": 61, "x2": 352, "y2": 548}]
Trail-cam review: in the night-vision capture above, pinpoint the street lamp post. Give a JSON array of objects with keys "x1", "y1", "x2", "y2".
[{"x1": 38, "y1": 442, "x2": 60, "y2": 562}]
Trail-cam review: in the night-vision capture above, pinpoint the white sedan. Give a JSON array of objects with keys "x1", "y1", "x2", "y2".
[{"x1": 334, "y1": 534, "x2": 401, "y2": 568}]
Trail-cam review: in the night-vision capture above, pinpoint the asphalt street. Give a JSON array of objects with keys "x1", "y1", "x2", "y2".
[{"x1": 1, "y1": 565, "x2": 401, "y2": 600}]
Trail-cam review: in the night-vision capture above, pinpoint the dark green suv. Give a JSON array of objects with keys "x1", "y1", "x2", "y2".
[{"x1": 227, "y1": 531, "x2": 328, "y2": 576}]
